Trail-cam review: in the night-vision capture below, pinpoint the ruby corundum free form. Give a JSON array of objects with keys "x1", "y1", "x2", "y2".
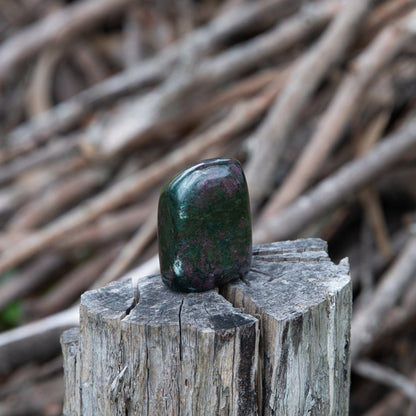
[{"x1": 157, "y1": 158, "x2": 252, "y2": 292}]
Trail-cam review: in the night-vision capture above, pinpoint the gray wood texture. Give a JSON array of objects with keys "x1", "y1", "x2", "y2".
[{"x1": 62, "y1": 239, "x2": 351, "y2": 416}]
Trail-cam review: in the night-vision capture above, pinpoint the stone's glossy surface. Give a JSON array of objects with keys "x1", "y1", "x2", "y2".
[{"x1": 158, "y1": 158, "x2": 252, "y2": 292}]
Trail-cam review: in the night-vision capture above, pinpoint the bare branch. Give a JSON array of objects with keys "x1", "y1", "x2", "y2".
[
  {"x1": 93, "y1": 215, "x2": 157, "y2": 288},
  {"x1": 0, "y1": 0, "x2": 132, "y2": 84},
  {"x1": 351, "y1": 236, "x2": 416, "y2": 360},
  {"x1": 4, "y1": 0, "x2": 299, "y2": 158},
  {"x1": 261, "y1": 12, "x2": 416, "y2": 216},
  {"x1": 0, "y1": 85, "x2": 279, "y2": 274},
  {"x1": 254, "y1": 114, "x2": 416, "y2": 244},
  {"x1": 245, "y1": 0, "x2": 373, "y2": 212},
  {"x1": 81, "y1": 1, "x2": 336, "y2": 157},
  {"x1": 353, "y1": 359, "x2": 416, "y2": 402}
]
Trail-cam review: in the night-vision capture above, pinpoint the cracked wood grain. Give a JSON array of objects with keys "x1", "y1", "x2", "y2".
[{"x1": 62, "y1": 239, "x2": 351, "y2": 415}]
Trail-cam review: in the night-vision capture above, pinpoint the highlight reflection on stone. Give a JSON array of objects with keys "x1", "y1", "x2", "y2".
[{"x1": 158, "y1": 158, "x2": 252, "y2": 292}]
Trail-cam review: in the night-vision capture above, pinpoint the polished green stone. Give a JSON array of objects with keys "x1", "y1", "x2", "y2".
[{"x1": 158, "y1": 158, "x2": 252, "y2": 292}]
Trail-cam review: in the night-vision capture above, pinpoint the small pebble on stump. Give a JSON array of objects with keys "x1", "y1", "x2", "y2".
[{"x1": 158, "y1": 158, "x2": 252, "y2": 292}]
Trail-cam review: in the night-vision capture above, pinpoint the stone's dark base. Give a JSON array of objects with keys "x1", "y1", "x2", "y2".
[{"x1": 158, "y1": 158, "x2": 252, "y2": 292}]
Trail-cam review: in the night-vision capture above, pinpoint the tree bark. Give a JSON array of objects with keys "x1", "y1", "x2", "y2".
[{"x1": 62, "y1": 239, "x2": 351, "y2": 415}]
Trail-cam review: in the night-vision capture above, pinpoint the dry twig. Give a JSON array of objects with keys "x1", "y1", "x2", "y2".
[
  {"x1": 8, "y1": 168, "x2": 108, "y2": 230},
  {"x1": 353, "y1": 359, "x2": 416, "y2": 402},
  {"x1": 351, "y1": 236, "x2": 416, "y2": 361},
  {"x1": 254, "y1": 114, "x2": 416, "y2": 244},
  {"x1": 93, "y1": 215, "x2": 157, "y2": 287},
  {"x1": 4, "y1": 0, "x2": 299, "y2": 158},
  {"x1": 0, "y1": 0, "x2": 132, "y2": 84},
  {"x1": 28, "y1": 245, "x2": 121, "y2": 318},
  {"x1": 261, "y1": 12, "x2": 416, "y2": 216},
  {"x1": 81, "y1": 1, "x2": 336, "y2": 157},
  {"x1": 0, "y1": 84, "x2": 280, "y2": 275},
  {"x1": 1, "y1": 2, "x2": 416, "y2": 412},
  {"x1": 245, "y1": 0, "x2": 372, "y2": 212},
  {"x1": 0, "y1": 254, "x2": 66, "y2": 311}
]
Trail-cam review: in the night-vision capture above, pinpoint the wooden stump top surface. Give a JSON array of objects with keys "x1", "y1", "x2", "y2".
[
  {"x1": 65, "y1": 238, "x2": 351, "y2": 416},
  {"x1": 81, "y1": 238, "x2": 349, "y2": 325},
  {"x1": 230, "y1": 239, "x2": 350, "y2": 319}
]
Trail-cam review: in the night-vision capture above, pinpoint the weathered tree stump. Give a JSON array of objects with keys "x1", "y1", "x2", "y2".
[{"x1": 61, "y1": 239, "x2": 351, "y2": 415}]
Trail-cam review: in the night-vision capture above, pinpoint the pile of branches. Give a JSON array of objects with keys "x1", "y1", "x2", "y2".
[{"x1": 0, "y1": 0, "x2": 416, "y2": 414}]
